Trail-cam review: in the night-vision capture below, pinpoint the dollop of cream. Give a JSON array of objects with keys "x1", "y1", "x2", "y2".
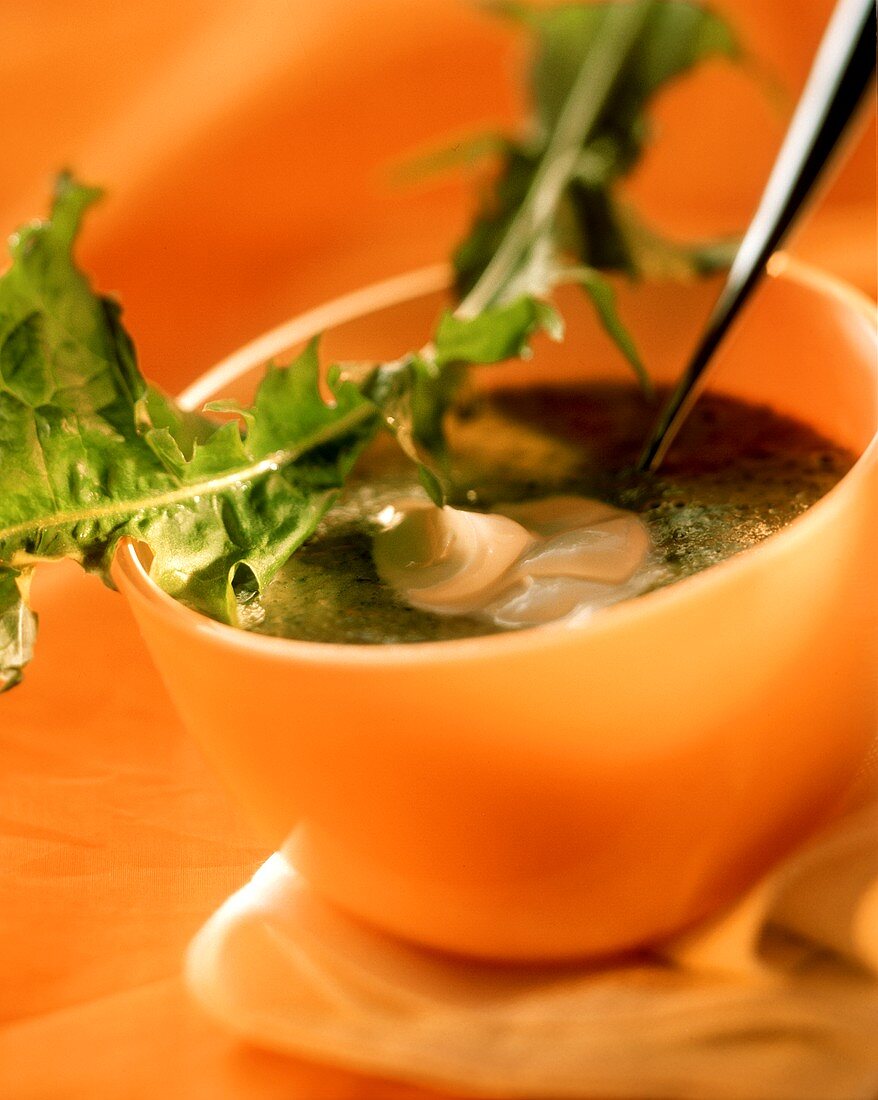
[{"x1": 372, "y1": 495, "x2": 655, "y2": 629}]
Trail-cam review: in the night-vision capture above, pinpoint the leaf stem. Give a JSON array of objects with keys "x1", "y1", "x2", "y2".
[
  {"x1": 2, "y1": 403, "x2": 376, "y2": 547},
  {"x1": 457, "y1": 0, "x2": 658, "y2": 318}
]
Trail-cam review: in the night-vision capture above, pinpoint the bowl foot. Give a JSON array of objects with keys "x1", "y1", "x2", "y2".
[{"x1": 184, "y1": 808, "x2": 878, "y2": 1100}]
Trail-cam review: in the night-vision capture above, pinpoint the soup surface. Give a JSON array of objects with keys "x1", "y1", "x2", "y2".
[{"x1": 250, "y1": 384, "x2": 855, "y2": 644}]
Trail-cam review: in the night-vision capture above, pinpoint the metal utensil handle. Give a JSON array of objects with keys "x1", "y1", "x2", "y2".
[{"x1": 638, "y1": 0, "x2": 877, "y2": 472}]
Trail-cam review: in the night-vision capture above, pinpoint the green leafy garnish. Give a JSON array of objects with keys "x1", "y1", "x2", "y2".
[
  {"x1": 0, "y1": 178, "x2": 379, "y2": 683},
  {"x1": 0, "y1": 0, "x2": 741, "y2": 687},
  {"x1": 453, "y1": 0, "x2": 739, "y2": 334},
  {"x1": 0, "y1": 180, "x2": 560, "y2": 678},
  {"x1": 354, "y1": 296, "x2": 562, "y2": 504}
]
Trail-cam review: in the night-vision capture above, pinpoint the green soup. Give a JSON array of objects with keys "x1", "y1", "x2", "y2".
[{"x1": 250, "y1": 384, "x2": 855, "y2": 644}]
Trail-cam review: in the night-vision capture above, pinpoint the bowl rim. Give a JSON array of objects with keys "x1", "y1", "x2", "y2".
[{"x1": 114, "y1": 255, "x2": 878, "y2": 668}]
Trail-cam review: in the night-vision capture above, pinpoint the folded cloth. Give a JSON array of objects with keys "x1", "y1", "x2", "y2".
[{"x1": 185, "y1": 799, "x2": 878, "y2": 1100}]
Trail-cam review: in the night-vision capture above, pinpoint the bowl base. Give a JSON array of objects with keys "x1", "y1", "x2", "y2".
[{"x1": 184, "y1": 809, "x2": 878, "y2": 1100}]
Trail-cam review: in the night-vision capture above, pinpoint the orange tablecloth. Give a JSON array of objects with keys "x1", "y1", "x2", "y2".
[
  {"x1": 1, "y1": 3, "x2": 875, "y2": 1097},
  {"x1": 0, "y1": 563, "x2": 453, "y2": 1100}
]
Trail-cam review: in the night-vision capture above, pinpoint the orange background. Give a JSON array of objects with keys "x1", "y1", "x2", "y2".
[{"x1": 1, "y1": 2, "x2": 875, "y2": 1097}]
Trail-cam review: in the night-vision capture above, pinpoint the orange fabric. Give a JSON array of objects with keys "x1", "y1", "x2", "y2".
[
  {"x1": 1, "y1": 2, "x2": 874, "y2": 391},
  {"x1": 0, "y1": 565, "x2": 450, "y2": 1099},
  {"x1": 0, "y1": 2, "x2": 875, "y2": 1097}
]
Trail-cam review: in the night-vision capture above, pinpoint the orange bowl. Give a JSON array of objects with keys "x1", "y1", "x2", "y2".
[{"x1": 114, "y1": 260, "x2": 877, "y2": 960}]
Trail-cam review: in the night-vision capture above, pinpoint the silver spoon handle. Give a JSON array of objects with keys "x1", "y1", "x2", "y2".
[{"x1": 638, "y1": 0, "x2": 877, "y2": 473}]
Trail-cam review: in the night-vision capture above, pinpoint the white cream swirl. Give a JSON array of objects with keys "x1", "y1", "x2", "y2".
[{"x1": 372, "y1": 495, "x2": 654, "y2": 630}]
